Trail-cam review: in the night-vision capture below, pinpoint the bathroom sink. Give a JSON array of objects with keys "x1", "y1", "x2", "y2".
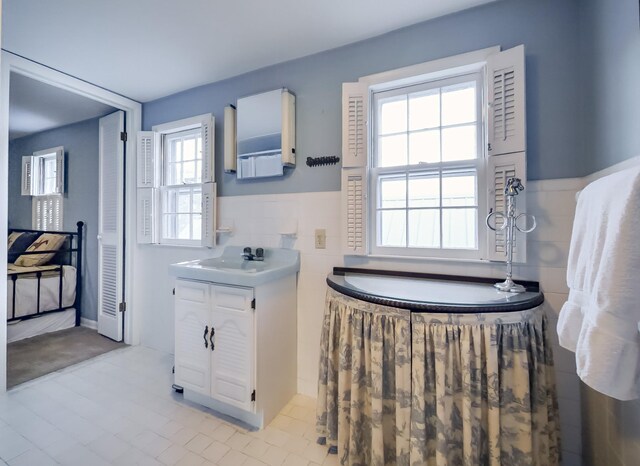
[{"x1": 169, "y1": 246, "x2": 300, "y2": 287}]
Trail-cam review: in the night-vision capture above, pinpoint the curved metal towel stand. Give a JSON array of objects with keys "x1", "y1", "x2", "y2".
[{"x1": 486, "y1": 178, "x2": 536, "y2": 293}]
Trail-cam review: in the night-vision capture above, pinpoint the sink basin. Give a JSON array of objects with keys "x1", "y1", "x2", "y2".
[{"x1": 169, "y1": 246, "x2": 300, "y2": 287}]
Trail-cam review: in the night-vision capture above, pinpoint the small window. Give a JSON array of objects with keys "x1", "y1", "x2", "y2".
[
  {"x1": 22, "y1": 146, "x2": 65, "y2": 197},
  {"x1": 160, "y1": 128, "x2": 203, "y2": 244},
  {"x1": 370, "y1": 73, "x2": 483, "y2": 258},
  {"x1": 136, "y1": 113, "x2": 215, "y2": 247}
]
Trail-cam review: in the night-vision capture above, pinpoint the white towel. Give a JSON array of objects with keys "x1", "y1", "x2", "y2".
[{"x1": 557, "y1": 165, "x2": 640, "y2": 400}]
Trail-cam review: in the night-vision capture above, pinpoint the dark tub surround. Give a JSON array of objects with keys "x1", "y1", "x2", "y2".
[{"x1": 327, "y1": 268, "x2": 544, "y2": 313}]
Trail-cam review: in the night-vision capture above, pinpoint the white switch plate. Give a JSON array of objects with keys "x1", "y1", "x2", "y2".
[{"x1": 315, "y1": 229, "x2": 326, "y2": 249}]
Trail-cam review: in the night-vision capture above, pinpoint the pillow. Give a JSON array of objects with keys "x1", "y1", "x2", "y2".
[
  {"x1": 8, "y1": 231, "x2": 42, "y2": 263},
  {"x1": 15, "y1": 233, "x2": 67, "y2": 267}
]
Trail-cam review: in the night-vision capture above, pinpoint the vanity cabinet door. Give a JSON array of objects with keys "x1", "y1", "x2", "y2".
[
  {"x1": 209, "y1": 285, "x2": 255, "y2": 412},
  {"x1": 174, "y1": 280, "x2": 211, "y2": 395}
]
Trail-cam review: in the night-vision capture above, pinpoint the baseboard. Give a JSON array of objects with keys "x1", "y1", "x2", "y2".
[{"x1": 80, "y1": 318, "x2": 97, "y2": 330}]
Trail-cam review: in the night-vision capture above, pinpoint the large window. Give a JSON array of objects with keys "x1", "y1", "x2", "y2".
[
  {"x1": 371, "y1": 73, "x2": 483, "y2": 258},
  {"x1": 160, "y1": 128, "x2": 203, "y2": 243}
]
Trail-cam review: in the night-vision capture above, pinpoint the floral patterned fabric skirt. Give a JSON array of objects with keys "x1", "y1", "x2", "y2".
[{"x1": 316, "y1": 288, "x2": 561, "y2": 466}]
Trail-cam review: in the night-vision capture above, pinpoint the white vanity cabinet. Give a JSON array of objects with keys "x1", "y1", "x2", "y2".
[{"x1": 173, "y1": 272, "x2": 297, "y2": 429}]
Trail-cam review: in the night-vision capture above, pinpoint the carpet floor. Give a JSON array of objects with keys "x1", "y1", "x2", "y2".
[{"x1": 7, "y1": 326, "x2": 125, "y2": 389}]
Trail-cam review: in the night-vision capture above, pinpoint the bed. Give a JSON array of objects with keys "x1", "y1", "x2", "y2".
[{"x1": 6, "y1": 222, "x2": 83, "y2": 343}]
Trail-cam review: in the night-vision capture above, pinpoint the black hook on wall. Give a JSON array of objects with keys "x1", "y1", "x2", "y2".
[{"x1": 306, "y1": 156, "x2": 340, "y2": 167}]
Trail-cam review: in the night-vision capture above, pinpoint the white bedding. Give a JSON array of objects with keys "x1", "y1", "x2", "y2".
[
  {"x1": 6, "y1": 264, "x2": 77, "y2": 320},
  {"x1": 7, "y1": 309, "x2": 76, "y2": 343}
]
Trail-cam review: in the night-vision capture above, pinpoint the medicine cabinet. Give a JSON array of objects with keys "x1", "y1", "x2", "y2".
[{"x1": 236, "y1": 88, "x2": 295, "y2": 180}]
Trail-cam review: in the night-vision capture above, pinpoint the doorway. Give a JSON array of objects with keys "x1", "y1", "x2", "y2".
[{"x1": 0, "y1": 51, "x2": 142, "y2": 391}]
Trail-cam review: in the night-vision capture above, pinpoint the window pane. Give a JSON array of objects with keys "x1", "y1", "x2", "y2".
[
  {"x1": 177, "y1": 214, "x2": 191, "y2": 240},
  {"x1": 441, "y1": 82, "x2": 476, "y2": 126},
  {"x1": 183, "y1": 137, "x2": 197, "y2": 161},
  {"x1": 408, "y1": 209, "x2": 440, "y2": 248},
  {"x1": 182, "y1": 161, "x2": 197, "y2": 184},
  {"x1": 192, "y1": 191, "x2": 202, "y2": 213},
  {"x1": 409, "y1": 130, "x2": 440, "y2": 165},
  {"x1": 177, "y1": 190, "x2": 191, "y2": 213},
  {"x1": 408, "y1": 175, "x2": 439, "y2": 207},
  {"x1": 170, "y1": 139, "x2": 182, "y2": 163},
  {"x1": 379, "y1": 177, "x2": 406, "y2": 208},
  {"x1": 378, "y1": 134, "x2": 408, "y2": 167},
  {"x1": 442, "y1": 208, "x2": 477, "y2": 249},
  {"x1": 441, "y1": 125, "x2": 477, "y2": 161},
  {"x1": 379, "y1": 97, "x2": 407, "y2": 135},
  {"x1": 162, "y1": 214, "x2": 175, "y2": 238},
  {"x1": 378, "y1": 210, "x2": 406, "y2": 247},
  {"x1": 192, "y1": 214, "x2": 202, "y2": 240},
  {"x1": 409, "y1": 90, "x2": 440, "y2": 130},
  {"x1": 442, "y1": 173, "x2": 477, "y2": 207}
]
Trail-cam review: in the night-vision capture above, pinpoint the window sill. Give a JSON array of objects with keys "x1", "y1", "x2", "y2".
[
  {"x1": 143, "y1": 242, "x2": 209, "y2": 250},
  {"x1": 359, "y1": 253, "x2": 497, "y2": 265}
]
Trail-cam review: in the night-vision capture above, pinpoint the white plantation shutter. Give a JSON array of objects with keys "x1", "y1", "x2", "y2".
[
  {"x1": 341, "y1": 167, "x2": 367, "y2": 255},
  {"x1": 54, "y1": 148, "x2": 65, "y2": 194},
  {"x1": 485, "y1": 152, "x2": 527, "y2": 263},
  {"x1": 342, "y1": 82, "x2": 369, "y2": 168},
  {"x1": 32, "y1": 194, "x2": 63, "y2": 231},
  {"x1": 487, "y1": 45, "x2": 526, "y2": 156},
  {"x1": 201, "y1": 182, "x2": 216, "y2": 248},
  {"x1": 201, "y1": 116, "x2": 215, "y2": 183},
  {"x1": 137, "y1": 187, "x2": 156, "y2": 244},
  {"x1": 136, "y1": 131, "x2": 156, "y2": 187},
  {"x1": 21, "y1": 156, "x2": 34, "y2": 196},
  {"x1": 485, "y1": 45, "x2": 528, "y2": 263}
]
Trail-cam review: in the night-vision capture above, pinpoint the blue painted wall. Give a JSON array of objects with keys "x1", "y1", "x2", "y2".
[
  {"x1": 143, "y1": 0, "x2": 583, "y2": 196},
  {"x1": 8, "y1": 117, "x2": 100, "y2": 322},
  {"x1": 580, "y1": 0, "x2": 640, "y2": 172}
]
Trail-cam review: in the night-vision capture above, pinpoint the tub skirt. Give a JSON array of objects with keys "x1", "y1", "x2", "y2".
[{"x1": 316, "y1": 288, "x2": 561, "y2": 466}]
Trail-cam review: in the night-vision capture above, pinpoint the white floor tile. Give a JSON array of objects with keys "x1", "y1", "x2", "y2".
[{"x1": 2, "y1": 346, "x2": 323, "y2": 466}]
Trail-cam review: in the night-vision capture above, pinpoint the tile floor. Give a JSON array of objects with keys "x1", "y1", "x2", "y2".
[{"x1": 0, "y1": 346, "x2": 336, "y2": 466}]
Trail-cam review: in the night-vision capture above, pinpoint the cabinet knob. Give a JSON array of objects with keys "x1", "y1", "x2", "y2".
[
  {"x1": 203, "y1": 325, "x2": 209, "y2": 348},
  {"x1": 210, "y1": 327, "x2": 215, "y2": 351}
]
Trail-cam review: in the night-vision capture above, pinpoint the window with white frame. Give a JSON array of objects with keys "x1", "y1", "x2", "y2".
[
  {"x1": 21, "y1": 146, "x2": 65, "y2": 231},
  {"x1": 136, "y1": 114, "x2": 216, "y2": 247},
  {"x1": 161, "y1": 128, "x2": 203, "y2": 243},
  {"x1": 372, "y1": 74, "x2": 482, "y2": 256},
  {"x1": 341, "y1": 45, "x2": 527, "y2": 262}
]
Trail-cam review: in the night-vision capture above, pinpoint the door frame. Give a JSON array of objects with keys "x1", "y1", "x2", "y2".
[{"x1": 0, "y1": 51, "x2": 142, "y2": 391}]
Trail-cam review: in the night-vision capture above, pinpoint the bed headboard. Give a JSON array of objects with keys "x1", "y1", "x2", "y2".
[{"x1": 8, "y1": 221, "x2": 84, "y2": 325}]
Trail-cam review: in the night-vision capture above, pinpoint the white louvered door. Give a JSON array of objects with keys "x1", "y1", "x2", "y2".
[
  {"x1": 209, "y1": 285, "x2": 255, "y2": 412},
  {"x1": 98, "y1": 111, "x2": 125, "y2": 341}
]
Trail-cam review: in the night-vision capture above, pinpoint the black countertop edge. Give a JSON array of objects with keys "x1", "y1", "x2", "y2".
[
  {"x1": 332, "y1": 267, "x2": 540, "y2": 292},
  {"x1": 326, "y1": 275, "x2": 545, "y2": 314}
]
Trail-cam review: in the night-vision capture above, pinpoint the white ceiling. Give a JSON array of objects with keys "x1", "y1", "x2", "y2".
[
  {"x1": 3, "y1": 0, "x2": 496, "y2": 103},
  {"x1": 9, "y1": 73, "x2": 117, "y2": 140}
]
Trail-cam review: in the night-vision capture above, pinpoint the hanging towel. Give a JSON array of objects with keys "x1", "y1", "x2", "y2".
[{"x1": 557, "y1": 166, "x2": 640, "y2": 400}]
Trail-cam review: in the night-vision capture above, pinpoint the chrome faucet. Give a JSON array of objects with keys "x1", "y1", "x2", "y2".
[{"x1": 242, "y1": 247, "x2": 264, "y2": 261}]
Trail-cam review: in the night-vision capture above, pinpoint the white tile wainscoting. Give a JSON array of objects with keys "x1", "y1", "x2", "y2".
[{"x1": 135, "y1": 177, "x2": 585, "y2": 465}]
